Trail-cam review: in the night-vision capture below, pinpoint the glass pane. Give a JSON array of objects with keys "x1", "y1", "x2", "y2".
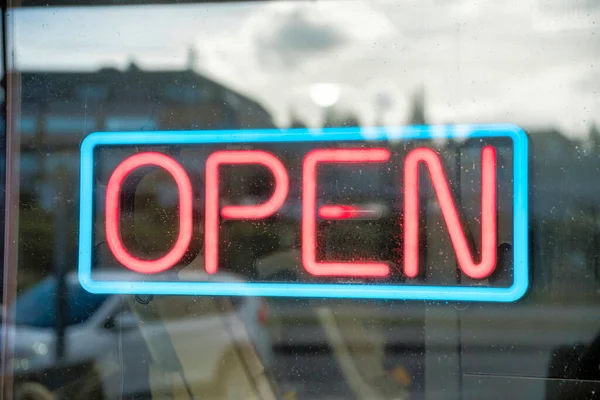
[{"x1": 3, "y1": 1, "x2": 600, "y2": 399}]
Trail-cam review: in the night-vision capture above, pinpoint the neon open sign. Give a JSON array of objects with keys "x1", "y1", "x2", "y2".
[{"x1": 79, "y1": 124, "x2": 528, "y2": 302}]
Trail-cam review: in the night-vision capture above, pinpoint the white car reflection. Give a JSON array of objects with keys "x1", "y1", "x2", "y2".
[{"x1": 10, "y1": 271, "x2": 274, "y2": 399}]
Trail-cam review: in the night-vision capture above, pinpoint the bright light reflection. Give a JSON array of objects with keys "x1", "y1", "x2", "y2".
[{"x1": 309, "y1": 83, "x2": 341, "y2": 107}]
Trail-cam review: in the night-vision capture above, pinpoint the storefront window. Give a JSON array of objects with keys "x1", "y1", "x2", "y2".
[{"x1": 1, "y1": 1, "x2": 600, "y2": 399}]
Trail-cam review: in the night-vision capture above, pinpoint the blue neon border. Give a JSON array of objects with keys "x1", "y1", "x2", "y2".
[{"x1": 78, "y1": 123, "x2": 528, "y2": 302}]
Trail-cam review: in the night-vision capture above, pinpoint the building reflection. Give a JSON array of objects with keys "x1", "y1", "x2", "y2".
[
  {"x1": 11, "y1": 59, "x2": 600, "y2": 400},
  {"x1": 19, "y1": 62, "x2": 274, "y2": 206}
]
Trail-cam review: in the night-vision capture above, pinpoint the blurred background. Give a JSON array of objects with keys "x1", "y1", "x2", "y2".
[{"x1": 1, "y1": 1, "x2": 600, "y2": 399}]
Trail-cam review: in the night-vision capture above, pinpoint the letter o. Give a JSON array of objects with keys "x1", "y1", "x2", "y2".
[{"x1": 105, "y1": 152, "x2": 193, "y2": 274}]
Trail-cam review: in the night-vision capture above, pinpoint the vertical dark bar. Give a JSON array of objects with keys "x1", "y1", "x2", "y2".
[
  {"x1": 0, "y1": 0, "x2": 7, "y2": 294},
  {"x1": 0, "y1": 4, "x2": 8, "y2": 398},
  {"x1": 1, "y1": 2, "x2": 21, "y2": 399}
]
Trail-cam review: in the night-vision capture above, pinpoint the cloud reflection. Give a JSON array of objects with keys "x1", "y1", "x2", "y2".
[{"x1": 12, "y1": 0, "x2": 600, "y2": 134}]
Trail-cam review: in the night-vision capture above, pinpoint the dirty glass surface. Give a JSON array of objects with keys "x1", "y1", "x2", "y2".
[{"x1": 2, "y1": 1, "x2": 600, "y2": 399}]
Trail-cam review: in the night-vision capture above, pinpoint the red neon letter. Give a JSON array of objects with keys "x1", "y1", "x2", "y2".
[
  {"x1": 403, "y1": 146, "x2": 497, "y2": 279},
  {"x1": 105, "y1": 152, "x2": 193, "y2": 274},
  {"x1": 302, "y1": 148, "x2": 390, "y2": 277},
  {"x1": 205, "y1": 150, "x2": 289, "y2": 274}
]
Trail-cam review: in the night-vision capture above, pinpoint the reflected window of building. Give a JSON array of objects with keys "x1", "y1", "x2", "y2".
[
  {"x1": 45, "y1": 153, "x2": 78, "y2": 174},
  {"x1": 19, "y1": 154, "x2": 38, "y2": 195},
  {"x1": 105, "y1": 116, "x2": 156, "y2": 131},
  {"x1": 45, "y1": 115, "x2": 97, "y2": 135},
  {"x1": 20, "y1": 154, "x2": 37, "y2": 176},
  {"x1": 163, "y1": 85, "x2": 207, "y2": 104},
  {"x1": 20, "y1": 115, "x2": 36, "y2": 137},
  {"x1": 75, "y1": 84, "x2": 108, "y2": 102}
]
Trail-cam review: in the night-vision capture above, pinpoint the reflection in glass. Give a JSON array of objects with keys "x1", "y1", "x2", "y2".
[{"x1": 4, "y1": 1, "x2": 600, "y2": 399}]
